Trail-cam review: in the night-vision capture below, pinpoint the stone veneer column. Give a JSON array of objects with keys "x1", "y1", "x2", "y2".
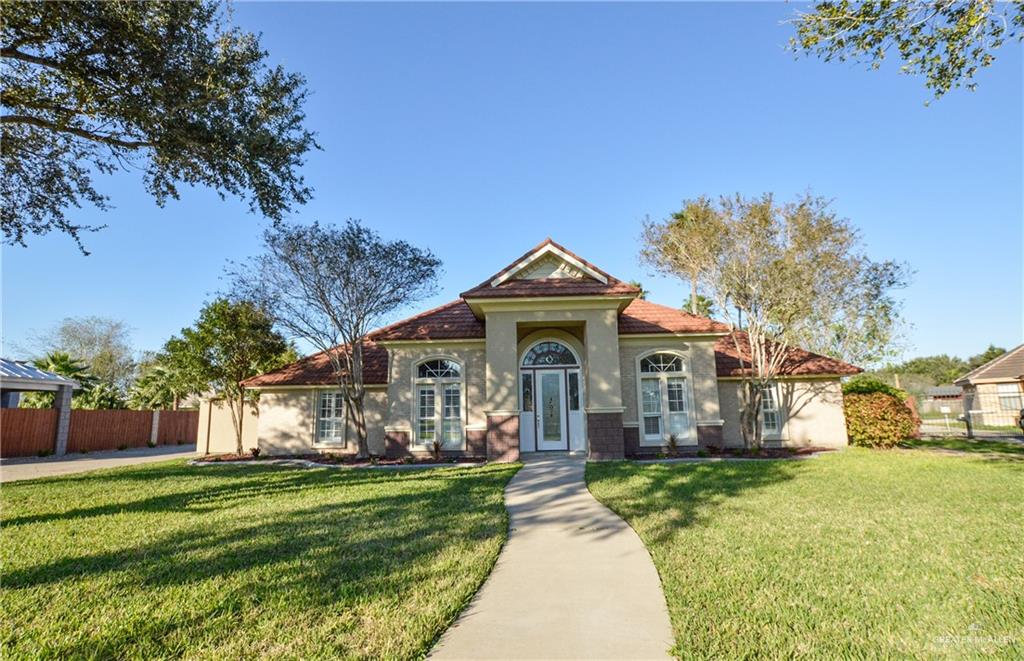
[{"x1": 53, "y1": 384, "x2": 73, "y2": 455}]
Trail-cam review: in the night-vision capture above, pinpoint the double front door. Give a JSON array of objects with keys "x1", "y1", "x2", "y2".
[{"x1": 519, "y1": 368, "x2": 584, "y2": 452}]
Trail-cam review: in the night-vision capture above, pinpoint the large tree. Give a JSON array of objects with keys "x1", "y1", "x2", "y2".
[
  {"x1": 168, "y1": 299, "x2": 292, "y2": 454},
  {"x1": 641, "y1": 199, "x2": 723, "y2": 316},
  {"x1": 30, "y1": 316, "x2": 136, "y2": 393},
  {"x1": 231, "y1": 220, "x2": 442, "y2": 459},
  {"x1": 642, "y1": 193, "x2": 909, "y2": 448},
  {"x1": 789, "y1": 1, "x2": 1024, "y2": 99},
  {"x1": 1, "y1": 1, "x2": 317, "y2": 251}
]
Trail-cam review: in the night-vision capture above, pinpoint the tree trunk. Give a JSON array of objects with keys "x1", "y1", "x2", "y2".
[
  {"x1": 344, "y1": 392, "x2": 369, "y2": 459},
  {"x1": 229, "y1": 392, "x2": 245, "y2": 455},
  {"x1": 172, "y1": 395, "x2": 179, "y2": 411},
  {"x1": 690, "y1": 279, "x2": 698, "y2": 315}
]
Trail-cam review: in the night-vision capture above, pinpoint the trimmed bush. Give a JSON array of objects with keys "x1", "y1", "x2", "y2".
[
  {"x1": 842, "y1": 375, "x2": 908, "y2": 401},
  {"x1": 844, "y1": 392, "x2": 919, "y2": 448}
]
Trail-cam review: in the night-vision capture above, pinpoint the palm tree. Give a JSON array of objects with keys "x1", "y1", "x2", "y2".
[
  {"x1": 19, "y1": 351, "x2": 97, "y2": 408},
  {"x1": 129, "y1": 356, "x2": 201, "y2": 410}
]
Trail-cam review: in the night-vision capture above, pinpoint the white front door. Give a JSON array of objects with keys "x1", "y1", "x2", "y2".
[{"x1": 535, "y1": 369, "x2": 568, "y2": 451}]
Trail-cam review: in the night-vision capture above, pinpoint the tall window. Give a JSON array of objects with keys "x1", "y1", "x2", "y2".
[
  {"x1": 415, "y1": 359, "x2": 463, "y2": 446},
  {"x1": 761, "y1": 384, "x2": 781, "y2": 435},
  {"x1": 997, "y1": 383, "x2": 1022, "y2": 410},
  {"x1": 639, "y1": 352, "x2": 690, "y2": 443},
  {"x1": 317, "y1": 392, "x2": 345, "y2": 444}
]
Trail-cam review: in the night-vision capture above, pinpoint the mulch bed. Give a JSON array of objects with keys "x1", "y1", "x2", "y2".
[{"x1": 193, "y1": 453, "x2": 486, "y2": 467}]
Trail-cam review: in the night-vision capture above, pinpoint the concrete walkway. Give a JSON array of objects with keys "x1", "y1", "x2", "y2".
[
  {"x1": 430, "y1": 453, "x2": 673, "y2": 660},
  {"x1": 1, "y1": 445, "x2": 196, "y2": 483}
]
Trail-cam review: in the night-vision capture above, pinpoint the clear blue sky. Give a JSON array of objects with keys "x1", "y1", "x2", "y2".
[{"x1": 3, "y1": 2, "x2": 1021, "y2": 363}]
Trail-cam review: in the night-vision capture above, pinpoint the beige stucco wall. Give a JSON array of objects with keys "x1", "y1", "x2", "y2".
[
  {"x1": 383, "y1": 343, "x2": 487, "y2": 439},
  {"x1": 197, "y1": 399, "x2": 259, "y2": 454},
  {"x1": 619, "y1": 337, "x2": 721, "y2": 427},
  {"x1": 965, "y1": 382, "x2": 1023, "y2": 426},
  {"x1": 718, "y1": 379, "x2": 848, "y2": 448},
  {"x1": 482, "y1": 305, "x2": 624, "y2": 413},
  {"x1": 257, "y1": 387, "x2": 388, "y2": 456}
]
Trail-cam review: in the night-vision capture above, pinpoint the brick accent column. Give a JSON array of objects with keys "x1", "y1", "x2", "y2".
[
  {"x1": 53, "y1": 384, "x2": 73, "y2": 456},
  {"x1": 384, "y1": 430, "x2": 411, "y2": 459},
  {"x1": 466, "y1": 429, "x2": 487, "y2": 458},
  {"x1": 697, "y1": 424, "x2": 724, "y2": 449},
  {"x1": 486, "y1": 414, "x2": 519, "y2": 462},
  {"x1": 587, "y1": 411, "x2": 624, "y2": 460},
  {"x1": 623, "y1": 426, "x2": 640, "y2": 458}
]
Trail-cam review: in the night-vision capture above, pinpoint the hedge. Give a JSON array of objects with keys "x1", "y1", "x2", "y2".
[
  {"x1": 842, "y1": 375, "x2": 909, "y2": 401},
  {"x1": 843, "y1": 392, "x2": 919, "y2": 448}
]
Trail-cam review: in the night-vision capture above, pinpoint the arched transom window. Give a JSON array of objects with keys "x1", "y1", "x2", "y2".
[
  {"x1": 638, "y1": 352, "x2": 691, "y2": 443},
  {"x1": 522, "y1": 341, "x2": 578, "y2": 367},
  {"x1": 418, "y1": 359, "x2": 461, "y2": 379},
  {"x1": 415, "y1": 359, "x2": 463, "y2": 447}
]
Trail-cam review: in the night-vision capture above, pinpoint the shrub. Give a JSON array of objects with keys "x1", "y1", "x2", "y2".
[
  {"x1": 665, "y1": 434, "x2": 679, "y2": 454},
  {"x1": 117, "y1": 443, "x2": 129, "y2": 451},
  {"x1": 249, "y1": 447, "x2": 261, "y2": 458},
  {"x1": 430, "y1": 438, "x2": 443, "y2": 461},
  {"x1": 844, "y1": 392, "x2": 919, "y2": 448},
  {"x1": 842, "y1": 376, "x2": 908, "y2": 401},
  {"x1": 37, "y1": 448, "x2": 53, "y2": 458},
  {"x1": 147, "y1": 439, "x2": 157, "y2": 448}
]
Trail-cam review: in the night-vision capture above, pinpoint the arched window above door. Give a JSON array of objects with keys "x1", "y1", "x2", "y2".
[{"x1": 522, "y1": 341, "x2": 578, "y2": 367}]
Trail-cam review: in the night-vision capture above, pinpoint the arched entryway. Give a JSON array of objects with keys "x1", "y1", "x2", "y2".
[{"x1": 518, "y1": 340, "x2": 585, "y2": 452}]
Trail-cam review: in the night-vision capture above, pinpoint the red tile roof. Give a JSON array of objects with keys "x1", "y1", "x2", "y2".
[
  {"x1": 713, "y1": 333, "x2": 861, "y2": 378},
  {"x1": 241, "y1": 340, "x2": 389, "y2": 387},
  {"x1": 619, "y1": 299, "x2": 731, "y2": 335},
  {"x1": 462, "y1": 277, "x2": 639, "y2": 299},
  {"x1": 370, "y1": 300, "x2": 484, "y2": 341}
]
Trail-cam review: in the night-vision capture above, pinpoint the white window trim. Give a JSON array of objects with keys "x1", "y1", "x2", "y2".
[
  {"x1": 635, "y1": 350, "x2": 697, "y2": 447},
  {"x1": 411, "y1": 356, "x2": 466, "y2": 449},
  {"x1": 760, "y1": 382, "x2": 784, "y2": 440},
  {"x1": 314, "y1": 390, "x2": 347, "y2": 447}
]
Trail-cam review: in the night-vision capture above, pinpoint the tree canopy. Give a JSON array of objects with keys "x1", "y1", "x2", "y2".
[
  {"x1": 18, "y1": 350, "x2": 127, "y2": 409},
  {"x1": 167, "y1": 298, "x2": 293, "y2": 454},
  {"x1": 29, "y1": 316, "x2": 136, "y2": 393},
  {"x1": 1, "y1": 1, "x2": 317, "y2": 251},
  {"x1": 231, "y1": 220, "x2": 442, "y2": 458},
  {"x1": 641, "y1": 192, "x2": 909, "y2": 447},
  {"x1": 790, "y1": 1, "x2": 1024, "y2": 99}
]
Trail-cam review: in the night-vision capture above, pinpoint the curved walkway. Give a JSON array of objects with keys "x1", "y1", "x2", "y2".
[{"x1": 431, "y1": 453, "x2": 672, "y2": 659}]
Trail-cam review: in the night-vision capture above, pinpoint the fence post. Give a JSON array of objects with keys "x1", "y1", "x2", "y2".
[
  {"x1": 53, "y1": 385, "x2": 73, "y2": 455},
  {"x1": 150, "y1": 410, "x2": 160, "y2": 445}
]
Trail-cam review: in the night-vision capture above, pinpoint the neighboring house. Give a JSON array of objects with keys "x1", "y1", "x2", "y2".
[
  {"x1": 954, "y1": 345, "x2": 1024, "y2": 427},
  {"x1": 921, "y1": 385, "x2": 963, "y2": 415},
  {"x1": 220, "y1": 239, "x2": 860, "y2": 459}
]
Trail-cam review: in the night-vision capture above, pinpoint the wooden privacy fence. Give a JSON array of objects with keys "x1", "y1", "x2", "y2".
[
  {"x1": 0, "y1": 409, "x2": 58, "y2": 457},
  {"x1": 1, "y1": 409, "x2": 199, "y2": 458}
]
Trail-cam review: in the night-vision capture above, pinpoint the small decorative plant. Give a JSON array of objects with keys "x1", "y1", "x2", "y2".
[
  {"x1": 666, "y1": 433, "x2": 679, "y2": 455},
  {"x1": 249, "y1": 447, "x2": 261, "y2": 458},
  {"x1": 117, "y1": 443, "x2": 129, "y2": 451},
  {"x1": 430, "y1": 438, "x2": 443, "y2": 461},
  {"x1": 37, "y1": 448, "x2": 53, "y2": 458},
  {"x1": 147, "y1": 439, "x2": 157, "y2": 448}
]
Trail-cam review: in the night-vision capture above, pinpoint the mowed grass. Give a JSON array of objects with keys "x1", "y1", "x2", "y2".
[
  {"x1": 587, "y1": 449, "x2": 1024, "y2": 659},
  {"x1": 1, "y1": 460, "x2": 519, "y2": 659},
  {"x1": 903, "y1": 436, "x2": 1024, "y2": 458}
]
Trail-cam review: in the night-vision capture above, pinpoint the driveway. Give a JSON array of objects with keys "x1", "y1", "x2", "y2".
[
  {"x1": 430, "y1": 453, "x2": 673, "y2": 660},
  {"x1": 0, "y1": 445, "x2": 197, "y2": 483}
]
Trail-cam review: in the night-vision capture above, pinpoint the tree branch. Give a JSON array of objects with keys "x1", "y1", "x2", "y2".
[{"x1": 1, "y1": 114, "x2": 154, "y2": 149}]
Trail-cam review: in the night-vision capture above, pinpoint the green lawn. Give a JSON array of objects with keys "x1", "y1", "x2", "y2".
[
  {"x1": 1, "y1": 460, "x2": 519, "y2": 659},
  {"x1": 587, "y1": 449, "x2": 1024, "y2": 658},
  {"x1": 903, "y1": 436, "x2": 1024, "y2": 458}
]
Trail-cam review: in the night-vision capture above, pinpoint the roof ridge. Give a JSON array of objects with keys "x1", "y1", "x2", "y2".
[{"x1": 954, "y1": 343, "x2": 1024, "y2": 383}]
